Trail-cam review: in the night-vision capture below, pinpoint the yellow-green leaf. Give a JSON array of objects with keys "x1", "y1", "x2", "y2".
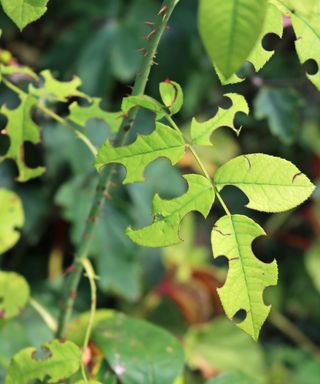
[
  {"x1": 0, "y1": 94, "x2": 45, "y2": 182},
  {"x1": 4, "y1": 339, "x2": 81, "y2": 384},
  {"x1": 214, "y1": 154, "x2": 315, "y2": 212},
  {"x1": 95, "y1": 123, "x2": 186, "y2": 184},
  {"x1": 0, "y1": 271, "x2": 30, "y2": 320},
  {"x1": 0, "y1": 189, "x2": 24, "y2": 254},
  {"x1": 127, "y1": 174, "x2": 215, "y2": 247},
  {"x1": 1, "y1": 0, "x2": 49, "y2": 31},
  {"x1": 191, "y1": 93, "x2": 249, "y2": 146},
  {"x1": 199, "y1": 0, "x2": 268, "y2": 80},
  {"x1": 211, "y1": 215, "x2": 278, "y2": 340}
]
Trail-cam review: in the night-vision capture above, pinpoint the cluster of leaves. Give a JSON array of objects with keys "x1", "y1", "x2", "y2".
[{"x1": 0, "y1": 0, "x2": 320, "y2": 383}]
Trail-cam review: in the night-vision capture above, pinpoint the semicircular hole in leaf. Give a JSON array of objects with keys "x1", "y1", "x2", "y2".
[
  {"x1": 261, "y1": 32, "x2": 282, "y2": 52},
  {"x1": 303, "y1": 58, "x2": 319, "y2": 76},
  {"x1": 251, "y1": 236, "x2": 276, "y2": 264}
]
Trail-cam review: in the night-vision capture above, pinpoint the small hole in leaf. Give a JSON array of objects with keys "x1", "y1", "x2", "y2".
[
  {"x1": 219, "y1": 96, "x2": 232, "y2": 110},
  {"x1": 303, "y1": 59, "x2": 319, "y2": 76},
  {"x1": 31, "y1": 346, "x2": 52, "y2": 361},
  {"x1": 236, "y1": 62, "x2": 255, "y2": 79},
  {"x1": 262, "y1": 33, "x2": 282, "y2": 52},
  {"x1": 233, "y1": 111, "x2": 248, "y2": 131},
  {"x1": 263, "y1": 285, "x2": 276, "y2": 307},
  {"x1": 233, "y1": 309, "x2": 247, "y2": 324}
]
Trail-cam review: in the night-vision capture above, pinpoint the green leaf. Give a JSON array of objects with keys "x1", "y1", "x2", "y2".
[
  {"x1": 254, "y1": 87, "x2": 302, "y2": 145},
  {"x1": 272, "y1": 0, "x2": 320, "y2": 89},
  {"x1": 191, "y1": 93, "x2": 249, "y2": 146},
  {"x1": 211, "y1": 215, "x2": 278, "y2": 340},
  {"x1": 0, "y1": 94, "x2": 45, "y2": 182},
  {"x1": 0, "y1": 189, "x2": 24, "y2": 254},
  {"x1": 0, "y1": 0, "x2": 49, "y2": 31},
  {"x1": 222, "y1": 4, "x2": 284, "y2": 84},
  {"x1": 92, "y1": 313, "x2": 185, "y2": 384},
  {"x1": 127, "y1": 174, "x2": 215, "y2": 247},
  {"x1": 185, "y1": 318, "x2": 266, "y2": 381},
  {"x1": 0, "y1": 272, "x2": 30, "y2": 320},
  {"x1": 29, "y1": 69, "x2": 88, "y2": 102},
  {"x1": 159, "y1": 80, "x2": 184, "y2": 115},
  {"x1": 95, "y1": 123, "x2": 186, "y2": 184},
  {"x1": 214, "y1": 154, "x2": 315, "y2": 212},
  {"x1": 4, "y1": 339, "x2": 81, "y2": 384},
  {"x1": 68, "y1": 98, "x2": 122, "y2": 134},
  {"x1": 198, "y1": 0, "x2": 269, "y2": 80},
  {"x1": 121, "y1": 95, "x2": 166, "y2": 119},
  {"x1": 305, "y1": 241, "x2": 320, "y2": 294}
]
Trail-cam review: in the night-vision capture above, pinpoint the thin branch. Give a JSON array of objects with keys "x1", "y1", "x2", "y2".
[
  {"x1": 56, "y1": 0, "x2": 181, "y2": 338},
  {"x1": 29, "y1": 298, "x2": 57, "y2": 333}
]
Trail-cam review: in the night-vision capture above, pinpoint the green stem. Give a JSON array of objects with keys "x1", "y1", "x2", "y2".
[
  {"x1": 269, "y1": 310, "x2": 320, "y2": 358},
  {"x1": 166, "y1": 115, "x2": 231, "y2": 216},
  {"x1": 79, "y1": 259, "x2": 97, "y2": 382},
  {"x1": 56, "y1": 0, "x2": 180, "y2": 338},
  {"x1": 2, "y1": 77, "x2": 97, "y2": 156},
  {"x1": 29, "y1": 298, "x2": 57, "y2": 333}
]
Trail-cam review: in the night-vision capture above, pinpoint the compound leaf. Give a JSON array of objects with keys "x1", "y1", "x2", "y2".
[
  {"x1": 191, "y1": 93, "x2": 249, "y2": 146},
  {"x1": 159, "y1": 80, "x2": 183, "y2": 115},
  {"x1": 29, "y1": 70, "x2": 88, "y2": 102},
  {"x1": 199, "y1": 0, "x2": 268, "y2": 80},
  {"x1": 0, "y1": 0, "x2": 49, "y2": 31},
  {"x1": 68, "y1": 98, "x2": 122, "y2": 134},
  {"x1": 214, "y1": 154, "x2": 315, "y2": 212},
  {"x1": 95, "y1": 123, "x2": 186, "y2": 184},
  {"x1": 0, "y1": 189, "x2": 24, "y2": 254},
  {"x1": 0, "y1": 94, "x2": 45, "y2": 182},
  {"x1": 0, "y1": 271, "x2": 30, "y2": 320},
  {"x1": 4, "y1": 339, "x2": 81, "y2": 384},
  {"x1": 211, "y1": 215, "x2": 278, "y2": 340},
  {"x1": 127, "y1": 174, "x2": 215, "y2": 247}
]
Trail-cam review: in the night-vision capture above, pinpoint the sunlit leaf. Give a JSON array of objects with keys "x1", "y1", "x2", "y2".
[
  {"x1": 68, "y1": 98, "x2": 122, "y2": 134},
  {"x1": 4, "y1": 339, "x2": 81, "y2": 384},
  {"x1": 127, "y1": 174, "x2": 215, "y2": 247},
  {"x1": 272, "y1": 0, "x2": 320, "y2": 90},
  {"x1": 29, "y1": 69, "x2": 88, "y2": 102},
  {"x1": 191, "y1": 93, "x2": 249, "y2": 146},
  {"x1": 0, "y1": 189, "x2": 24, "y2": 254},
  {"x1": 211, "y1": 215, "x2": 278, "y2": 339},
  {"x1": 214, "y1": 154, "x2": 315, "y2": 212},
  {"x1": 0, "y1": 272, "x2": 30, "y2": 320},
  {"x1": 0, "y1": 0, "x2": 49, "y2": 31},
  {"x1": 199, "y1": 0, "x2": 268, "y2": 80},
  {"x1": 121, "y1": 95, "x2": 166, "y2": 119},
  {"x1": 95, "y1": 123, "x2": 186, "y2": 184},
  {"x1": 159, "y1": 80, "x2": 183, "y2": 115}
]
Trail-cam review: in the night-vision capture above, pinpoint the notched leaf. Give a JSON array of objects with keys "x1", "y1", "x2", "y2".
[
  {"x1": 68, "y1": 98, "x2": 122, "y2": 134},
  {"x1": 29, "y1": 70, "x2": 89, "y2": 102},
  {"x1": 214, "y1": 153, "x2": 315, "y2": 212},
  {"x1": 191, "y1": 93, "x2": 249, "y2": 146},
  {"x1": 4, "y1": 339, "x2": 82, "y2": 384},
  {"x1": 127, "y1": 174, "x2": 215, "y2": 247},
  {"x1": 95, "y1": 122, "x2": 186, "y2": 184},
  {"x1": 0, "y1": 95, "x2": 45, "y2": 182},
  {"x1": 211, "y1": 215, "x2": 278, "y2": 340}
]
